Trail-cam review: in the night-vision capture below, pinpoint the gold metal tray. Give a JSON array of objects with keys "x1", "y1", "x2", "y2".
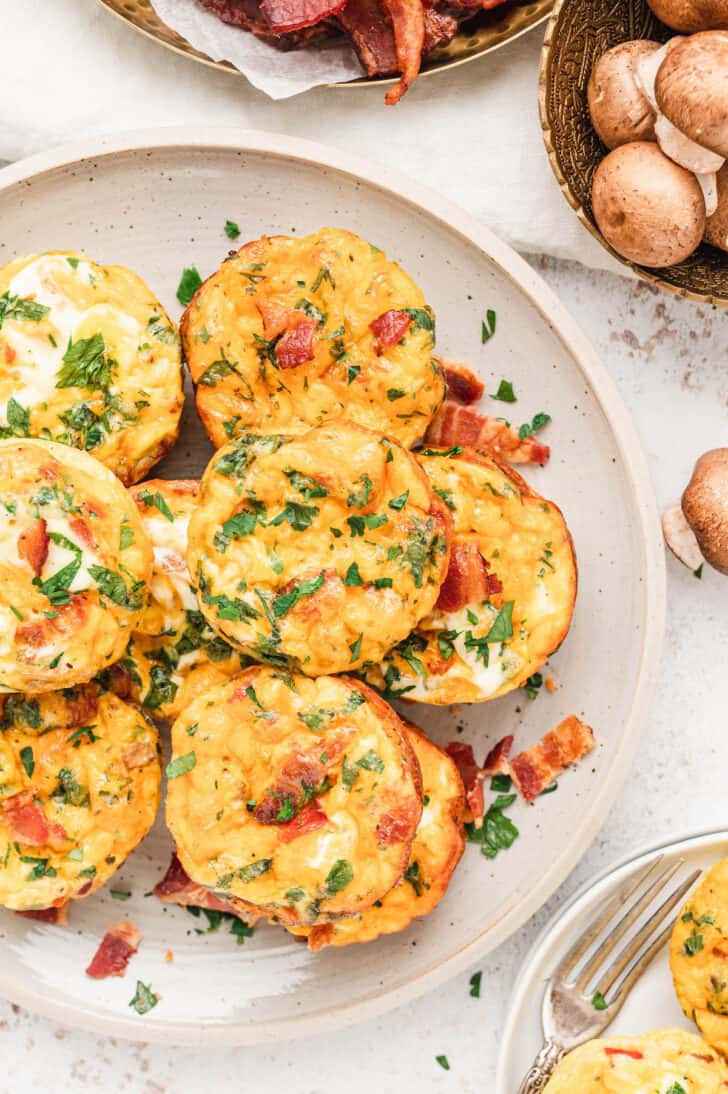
[
  {"x1": 539, "y1": 0, "x2": 728, "y2": 307},
  {"x1": 96, "y1": 0, "x2": 554, "y2": 87}
]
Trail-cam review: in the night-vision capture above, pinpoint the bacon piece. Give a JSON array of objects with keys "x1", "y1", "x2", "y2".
[
  {"x1": 276, "y1": 317, "x2": 317, "y2": 369},
  {"x1": 425, "y1": 401, "x2": 550, "y2": 465},
  {"x1": 260, "y1": 0, "x2": 347, "y2": 32},
  {"x1": 16, "y1": 595, "x2": 87, "y2": 652},
  {"x1": 604, "y1": 1048, "x2": 644, "y2": 1060},
  {"x1": 5, "y1": 344, "x2": 16, "y2": 364},
  {"x1": 154, "y1": 853, "x2": 257, "y2": 921},
  {"x1": 1, "y1": 791, "x2": 68, "y2": 849},
  {"x1": 17, "y1": 902, "x2": 68, "y2": 926},
  {"x1": 256, "y1": 299, "x2": 296, "y2": 341},
  {"x1": 510, "y1": 716, "x2": 595, "y2": 804},
  {"x1": 370, "y1": 309, "x2": 412, "y2": 349},
  {"x1": 482, "y1": 735, "x2": 513, "y2": 776},
  {"x1": 338, "y1": 0, "x2": 398, "y2": 75},
  {"x1": 446, "y1": 742, "x2": 485, "y2": 825},
  {"x1": 382, "y1": 0, "x2": 425, "y2": 105},
  {"x1": 377, "y1": 801, "x2": 420, "y2": 845},
  {"x1": 196, "y1": 0, "x2": 329, "y2": 44},
  {"x1": 254, "y1": 752, "x2": 328, "y2": 824},
  {"x1": 68, "y1": 517, "x2": 97, "y2": 551},
  {"x1": 435, "y1": 542, "x2": 501, "y2": 613},
  {"x1": 442, "y1": 361, "x2": 484, "y2": 405},
  {"x1": 122, "y1": 741, "x2": 157, "y2": 770},
  {"x1": 422, "y1": 5, "x2": 458, "y2": 52},
  {"x1": 86, "y1": 921, "x2": 141, "y2": 980},
  {"x1": 278, "y1": 801, "x2": 328, "y2": 843},
  {"x1": 17, "y1": 518, "x2": 49, "y2": 577}
]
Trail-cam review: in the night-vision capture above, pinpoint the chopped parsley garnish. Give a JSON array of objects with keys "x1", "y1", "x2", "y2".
[
  {"x1": 33, "y1": 532, "x2": 81, "y2": 606},
  {"x1": 119, "y1": 522, "x2": 135, "y2": 550},
  {"x1": 347, "y1": 474, "x2": 373, "y2": 509},
  {"x1": 402, "y1": 307, "x2": 435, "y2": 332},
  {"x1": 342, "y1": 756, "x2": 359, "y2": 790},
  {"x1": 518, "y1": 412, "x2": 551, "y2": 441},
  {"x1": 2, "y1": 398, "x2": 31, "y2": 437},
  {"x1": 325, "y1": 858, "x2": 353, "y2": 895},
  {"x1": 419, "y1": 446, "x2": 463, "y2": 458},
  {"x1": 469, "y1": 971, "x2": 482, "y2": 998},
  {"x1": 347, "y1": 513, "x2": 387, "y2": 537},
  {"x1": 138, "y1": 489, "x2": 174, "y2": 522},
  {"x1": 52, "y1": 767, "x2": 90, "y2": 808},
  {"x1": 465, "y1": 791, "x2": 519, "y2": 859},
  {"x1": 20, "y1": 854, "x2": 57, "y2": 881},
  {"x1": 683, "y1": 926, "x2": 705, "y2": 956},
  {"x1": 492, "y1": 379, "x2": 515, "y2": 403},
  {"x1": 311, "y1": 266, "x2": 335, "y2": 293},
  {"x1": 386, "y1": 388, "x2": 406, "y2": 401},
  {"x1": 111, "y1": 889, "x2": 132, "y2": 901},
  {"x1": 343, "y1": 562, "x2": 363, "y2": 586},
  {"x1": 349, "y1": 633, "x2": 363, "y2": 662},
  {"x1": 57, "y1": 333, "x2": 113, "y2": 389},
  {"x1": 165, "y1": 752, "x2": 196, "y2": 780},
  {"x1": 237, "y1": 859, "x2": 272, "y2": 883},
  {"x1": 591, "y1": 991, "x2": 608, "y2": 1011},
  {"x1": 129, "y1": 981, "x2": 159, "y2": 1015},
  {"x1": 272, "y1": 573, "x2": 324, "y2": 617},
  {"x1": 523, "y1": 672, "x2": 543, "y2": 700},
  {"x1": 435, "y1": 1055, "x2": 450, "y2": 1071},
  {"x1": 356, "y1": 750, "x2": 384, "y2": 773},
  {"x1": 404, "y1": 860, "x2": 423, "y2": 896},
  {"x1": 285, "y1": 888, "x2": 305, "y2": 903},
  {"x1": 176, "y1": 266, "x2": 202, "y2": 306},
  {"x1": 0, "y1": 292, "x2": 50, "y2": 329},
  {"x1": 388, "y1": 491, "x2": 409, "y2": 511},
  {"x1": 224, "y1": 219, "x2": 241, "y2": 239},
  {"x1": 19, "y1": 746, "x2": 34, "y2": 778},
  {"x1": 481, "y1": 308, "x2": 496, "y2": 343},
  {"x1": 284, "y1": 470, "x2": 328, "y2": 500},
  {"x1": 143, "y1": 664, "x2": 178, "y2": 711},
  {"x1": 270, "y1": 500, "x2": 319, "y2": 532},
  {"x1": 89, "y1": 565, "x2": 145, "y2": 611},
  {"x1": 346, "y1": 363, "x2": 360, "y2": 384}
]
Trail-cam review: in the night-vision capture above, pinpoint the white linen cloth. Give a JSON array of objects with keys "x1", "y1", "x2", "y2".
[{"x1": 0, "y1": 0, "x2": 625, "y2": 272}]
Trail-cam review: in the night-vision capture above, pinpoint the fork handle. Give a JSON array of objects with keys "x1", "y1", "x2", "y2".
[{"x1": 516, "y1": 1039, "x2": 566, "y2": 1093}]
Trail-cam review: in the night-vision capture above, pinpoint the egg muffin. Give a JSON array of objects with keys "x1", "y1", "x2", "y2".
[
  {"x1": 187, "y1": 422, "x2": 452, "y2": 677},
  {"x1": 365, "y1": 447, "x2": 576, "y2": 704},
  {"x1": 0, "y1": 438, "x2": 152, "y2": 693},
  {"x1": 109, "y1": 479, "x2": 247, "y2": 722},
  {"x1": 166, "y1": 669, "x2": 422, "y2": 927},
  {"x1": 0, "y1": 686, "x2": 160, "y2": 912},
  {"x1": 181, "y1": 227, "x2": 445, "y2": 450},
  {"x1": 671, "y1": 856, "x2": 728, "y2": 1056},
  {"x1": 542, "y1": 1028, "x2": 728, "y2": 1092},
  {"x1": 290, "y1": 721, "x2": 465, "y2": 950},
  {"x1": 0, "y1": 251, "x2": 183, "y2": 485}
]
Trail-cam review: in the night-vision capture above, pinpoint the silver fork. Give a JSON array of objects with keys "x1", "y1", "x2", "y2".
[{"x1": 516, "y1": 855, "x2": 701, "y2": 1093}]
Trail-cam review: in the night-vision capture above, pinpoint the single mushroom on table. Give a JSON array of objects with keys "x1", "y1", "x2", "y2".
[
  {"x1": 587, "y1": 40, "x2": 660, "y2": 149},
  {"x1": 647, "y1": 0, "x2": 728, "y2": 31},
  {"x1": 662, "y1": 449, "x2": 728, "y2": 575},
  {"x1": 591, "y1": 141, "x2": 706, "y2": 266}
]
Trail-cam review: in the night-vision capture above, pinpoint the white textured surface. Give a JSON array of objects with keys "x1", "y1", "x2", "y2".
[{"x1": 2, "y1": 255, "x2": 726, "y2": 1091}]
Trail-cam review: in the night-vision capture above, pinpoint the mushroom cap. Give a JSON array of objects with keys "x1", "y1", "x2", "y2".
[
  {"x1": 647, "y1": 0, "x2": 728, "y2": 32},
  {"x1": 705, "y1": 161, "x2": 728, "y2": 250},
  {"x1": 655, "y1": 31, "x2": 728, "y2": 157},
  {"x1": 592, "y1": 142, "x2": 706, "y2": 267},
  {"x1": 682, "y1": 448, "x2": 728, "y2": 574},
  {"x1": 588, "y1": 41, "x2": 659, "y2": 149}
]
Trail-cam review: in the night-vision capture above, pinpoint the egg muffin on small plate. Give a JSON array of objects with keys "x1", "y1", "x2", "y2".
[
  {"x1": 187, "y1": 421, "x2": 452, "y2": 677},
  {"x1": 365, "y1": 446, "x2": 577, "y2": 704},
  {"x1": 166, "y1": 668, "x2": 422, "y2": 927},
  {"x1": 0, "y1": 686, "x2": 160, "y2": 913},
  {"x1": 290, "y1": 720, "x2": 465, "y2": 950},
  {"x1": 542, "y1": 1028, "x2": 728, "y2": 1092},
  {"x1": 181, "y1": 227, "x2": 445, "y2": 450},
  {"x1": 0, "y1": 438, "x2": 152, "y2": 693},
  {"x1": 0, "y1": 251, "x2": 184, "y2": 485},
  {"x1": 109, "y1": 479, "x2": 247, "y2": 722}
]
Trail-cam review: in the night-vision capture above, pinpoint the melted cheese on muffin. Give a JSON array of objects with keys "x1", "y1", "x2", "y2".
[
  {"x1": 182, "y1": 227, "x2": 444, "y2": 449},
  {"x1": 366, "y1": 447, "x2": 576, "y2": 704},
  {"x1": 166, "y1": 669, "x2": 422, "y2": 926},
  {"x1": 0, "y1": 688, "x2": 160, "y2": 911},
  {"x1": 186, "y1": 422, "x2": 452, "y2": 676},
  {"x1": 0, "y1": 438, "x2": 152, "y2": 693},
  {"x1": 0, "y1": 251, "x2": 183, "y2": 484}
]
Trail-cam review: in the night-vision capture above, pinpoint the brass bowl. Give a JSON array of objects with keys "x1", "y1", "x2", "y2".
[
  {"x1": 539, "y1": 0, "x2": 728, "y2": 307},
  {"x1": 96, "y1": 0, "x2": 553, "y2": 88}
]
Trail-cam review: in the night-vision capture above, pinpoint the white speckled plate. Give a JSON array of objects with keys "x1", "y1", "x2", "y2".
[
  {"x1": 497, "y1": 828, "x2": 728, "y2": 1093},
  {"x1": 0, "y1": 129, "x2": 665, "y2": 1045}
]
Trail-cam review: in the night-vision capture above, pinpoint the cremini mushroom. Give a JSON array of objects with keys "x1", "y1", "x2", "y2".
[
  {"x1": 705, "y1": 162, "x2": 728, "y2": 249},
  {"x1": 647, "y1": 0, "x2": 728, "y2": 32},
  {"x1": 592, "y1": 142, "x2": 706, "y2": 266},
  {"x1": 682, "y1": 449, "x2": 728, "y2": 574},
  {"x1": 587, "y1": 41, "x2": 660, "y2": 149},
  {"x1": 655, "y1": 32, "x2": 728, "y2": 161}
]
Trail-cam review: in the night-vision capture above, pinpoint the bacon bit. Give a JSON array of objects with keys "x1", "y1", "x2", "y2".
[
  {"x1": 370, "y1": 309, "x2": 412, "y2": 349},
  {"x1": 510, "y1": 716, "x2": 595, "y2": 804},
  {"x1": 17, "y1": 595, "x2": 87, "y2": 651},
  {"x1": 276, "y1": 316, "x2": 317, "y2": 369},
  {"x1": 442, "y1": 361, "x2": 484, "y2": 405},
  {"x1": 382, "y1": 0, "x2": 425, "y2": 105},
  {"x1": 153, "y1": 853, "x2": 255, "y2": 920},
  {"x1": 545, "y1": 675, "x2": 558, "y2": 693},
  {"x1": 122, "y1": 741, "x2": 157, "y2": 770},
  {"x1": 68, "y1": 517, "x2": 97, "y2": 551},
  {"x1": 17, "y1": 518, "x2": 49, "y2": 577},
  {"x1": 278, "y1": 801, "x2": 328, "y2": 843},
  {"x1": 482, "y1": 735, "x2": 514, "y2": 776},
  {"x1": 4, "y1": 343, "x2": 16, "y2": 364},
  {"x1": 446, "y1": 742, "x2": 485, "y2": 825},
  {"x1": 256, "y1": 299, "x2": 296, "y2": 341},
  {"x1": 17, "y1": 902, "x2": 68, "y2": 926},
  {"x1": 425, "y1": 401, "x2": 550, "y2": 465},
  {"x1": 165, "y1": 949, "x2": 174, "y2": 963},
  {"x1": 338, "y1": 0, "x2": 398, "y2": 75},
  {"x1": 254, "y1": 752, "x2": 328, "y2": 825},
  {"x1": 85, "y1": 921, "x2": 141, "y2": 979},
  {"x1": 303, "y1": 923, "x2": 335, "y2": 951},
  {"x1": 260, "y1": 0, "x2": 347, "y2": 32},
  {"x1": 422, "y1": 6, "x2": 458, "y2": 52},
  {"x1": 435, "y1": 542, "x2": 501, "y2": 613},
  {"x1": 377, "y1": 801, "x2": 420, "y2": 845},
  {"x1": 604, "y1": 1047, "x2": 644, "y2": 1060},
  {"x1": 1, "y1": 791, "x2": 68, "y2": 849}
]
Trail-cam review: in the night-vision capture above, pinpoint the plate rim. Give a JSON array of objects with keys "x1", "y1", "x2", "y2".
[
  {"x1": 495, "y1": 825, "x2": 728, "y2": 1092},
  {"x1": 0, "y1": 127, "x2": 666, "y2": 1045}
]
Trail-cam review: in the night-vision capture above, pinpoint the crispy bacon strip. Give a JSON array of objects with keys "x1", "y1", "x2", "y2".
[
  {"x1": 445, "y1": 742, "x2": 485, "y2": 826},
  {"x1": 17, "y1": 518, "x2": 49, "y2": 577},
  {"x1": 510, "y1": 717, "x2": 595, "y2": 804},
  {"x1": 86, "y1": 921, "x2": 141, "y2": 980},
  {"x1": 604, "y1": 1048, "x2": 644, "y2": 1060},
  {"x1": 482, "y1": 735, "x2": 513, "y2": 776},
  {"x1": 68, "y1": 517, "x2": 97, "y2": 551},
  {"x1": 377, "y1": 800, "x2": 420, "y2": 845},
  {"x1": 422, "y1": 5, "x2": 458, "y2": 52},
  {"x1": 442, "y1": 361, "x2": 484, "y2": 405},
  {"x1": 154, "y1": 853, "x2": 255, "y2": 920},
  {"x1": 254, "y1": 752, "x2": 328, "y2": 824},
  {"x1": 260, "y1": 0, "x2": 347, "y2": 32},
  {"x1": 382, "y1": 0, "x2": 425, "y2": 105},
  {"x1": 256, "y1": 299, "x2": 296, "y2": 341},
  {"x1": 425, "y1": 401, "x2": 550, "y2": 465},
  {"x1": 435, "y1": 542, "x2": 502, "y2": 613},
  {"x1": 17, "y1": 903, "x2": 68, "y2": 926},
  {"x1": 337, "y1": 0, "x2": 398, "y2": 74},
  {"x1": 370, "y1": 309, "x2": 412, "y2": 349},
  {"x1": 1, "y1": 791, "x2": 68, "y2": 849},
  {"x1": 278, "y1": 801, "x2": 328, "y2": 843},
  {"x1": 277, "y1": 316, "x2": 317, "y2": 370}
]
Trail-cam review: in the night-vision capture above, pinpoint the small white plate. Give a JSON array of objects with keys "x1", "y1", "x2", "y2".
[{"x1": 497, "y1": 828, "x2": 728, "y2": 1093}]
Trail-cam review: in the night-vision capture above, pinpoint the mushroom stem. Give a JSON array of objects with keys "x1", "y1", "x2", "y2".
[{"x1": 662, "y1": 502, "x2": 705, "y2": 573}]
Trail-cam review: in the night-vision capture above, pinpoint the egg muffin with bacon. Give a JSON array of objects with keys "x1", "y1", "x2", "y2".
[
  {"x1": 671, "y1": 856, "x2": 728, "y2": 1057},
  {"x1": 366, "y1": 447, "x2": 576, "y2": 704},
  {"x1": 0, "y1": 686, "x2": 160, "y2": 912},
  {"x1": 181, "y1": 227, "x2": 444, "y2": 450},
  {"x1": 0, "y1": 251, "x2": 183, "y2": 485},
  {"x1": 290, "y1": 721, "x2": 464, "y2": 950},
  {"x1": 187, "y1": 421, "x2": 452, "y2": 677},
  {"x1": 166, "y1": 668, "x2": 422, "y2": 927},
  {"x1": 543, "y1": 1028, "x2": 728, "y2": 1092},
  {"x1": 109, "y1": 479, "x2": 247, "y2": 722},
  {"x1": 0, "y1": 438, "x2": 152, "y2": 693}
]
